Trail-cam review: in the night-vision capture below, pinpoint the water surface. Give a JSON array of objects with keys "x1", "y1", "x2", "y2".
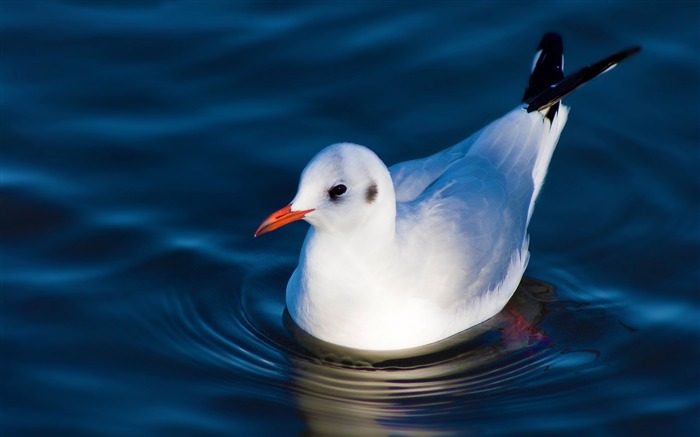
[{"x1": 2, "y1": 2, "x2": 699, "y2": 436}]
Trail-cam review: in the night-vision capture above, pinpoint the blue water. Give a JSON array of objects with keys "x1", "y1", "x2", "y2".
[{"x1": 2, "y1": 2, "x2": 699, "y2": 436}]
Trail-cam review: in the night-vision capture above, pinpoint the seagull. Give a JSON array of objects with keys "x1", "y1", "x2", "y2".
[{"x1": 255, "y1": 33, "x2": 639, "y2": 351}]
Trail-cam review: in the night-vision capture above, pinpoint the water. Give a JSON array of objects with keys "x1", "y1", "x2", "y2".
[{"x1": 2, "y1": 2, "x2": 699, "y2": 436}]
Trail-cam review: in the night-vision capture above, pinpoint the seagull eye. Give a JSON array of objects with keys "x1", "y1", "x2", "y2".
[{"x1": 329, "y1": 184, "x2": 347, "y2": 200}]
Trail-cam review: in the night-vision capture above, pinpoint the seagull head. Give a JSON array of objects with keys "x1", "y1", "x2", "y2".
[{"x1": 255, "y1": 143, "x2": 396, "y2": 237}]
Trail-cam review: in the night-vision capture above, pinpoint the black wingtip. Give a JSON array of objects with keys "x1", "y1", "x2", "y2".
[
  {"x1": 522, "y1": 32, "x2": 564, "y2": 102},
  {"x1": 523, "y1": 32, "x2": 565, "y2": 122},
  {"x1": 525, "y1": 44, "x2": 641, "y2": 113}
]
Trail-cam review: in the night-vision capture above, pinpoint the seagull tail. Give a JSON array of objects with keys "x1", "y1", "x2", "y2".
[
  {"x1": 522, "y1": 32, "x2": 564, "y2": 123},
  {"x1": 524, "y1": 36, "x2": 641, "y2": 115}
]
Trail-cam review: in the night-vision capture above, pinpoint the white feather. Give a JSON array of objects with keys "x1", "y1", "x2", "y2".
[{"x1": 283, "y1": 105, "x2": 568, "y2": 350}]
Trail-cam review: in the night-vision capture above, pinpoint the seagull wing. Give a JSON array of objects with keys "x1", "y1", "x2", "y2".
[{"x1": 390, "y1": 106, "x2": 567, "y2": 309}]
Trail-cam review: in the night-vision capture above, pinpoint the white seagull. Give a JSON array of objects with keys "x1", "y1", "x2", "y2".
[{"x1": 256, "y1": 33, "x2": 639, "y2": 351}]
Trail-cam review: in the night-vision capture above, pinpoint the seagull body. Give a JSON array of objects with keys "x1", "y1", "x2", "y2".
[{"x1": 256, "y1": 34, "x2": 639, "y2": 351}]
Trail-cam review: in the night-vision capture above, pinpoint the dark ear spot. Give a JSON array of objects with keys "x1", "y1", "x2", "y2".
[{"x1": 365, "y1": 182, "x2": 378, "y2": 204}]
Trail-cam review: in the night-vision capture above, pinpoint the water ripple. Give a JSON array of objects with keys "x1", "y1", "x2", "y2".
[
  {"x1": 136, "y1": 263, "x2": 574, "y2": 435},
  {"x1": 3, "y1": 1, "x2": 698, "y2": 435}
]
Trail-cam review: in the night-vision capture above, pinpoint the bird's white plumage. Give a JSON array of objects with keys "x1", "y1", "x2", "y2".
[
  {"x1": 256, "y1": 34, "x2": 638, "y2": 351},
  {"x1": 282, "y1": 104, "x2": 569, "y2": 350}
]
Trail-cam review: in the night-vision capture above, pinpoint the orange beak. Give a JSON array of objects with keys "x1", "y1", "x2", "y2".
[{"x1": 254, "y1": 204, "x2": 314, "y2": 237}]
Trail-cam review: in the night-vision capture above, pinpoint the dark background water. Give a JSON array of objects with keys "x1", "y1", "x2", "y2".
[{"x1": 2, "y1": 1, "x2": 699, "y2": 436}]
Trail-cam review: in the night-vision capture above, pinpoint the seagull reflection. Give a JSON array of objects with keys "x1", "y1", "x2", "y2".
[{"x1": 285, "y1": 279, "x2": 555, "y2": 437}]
